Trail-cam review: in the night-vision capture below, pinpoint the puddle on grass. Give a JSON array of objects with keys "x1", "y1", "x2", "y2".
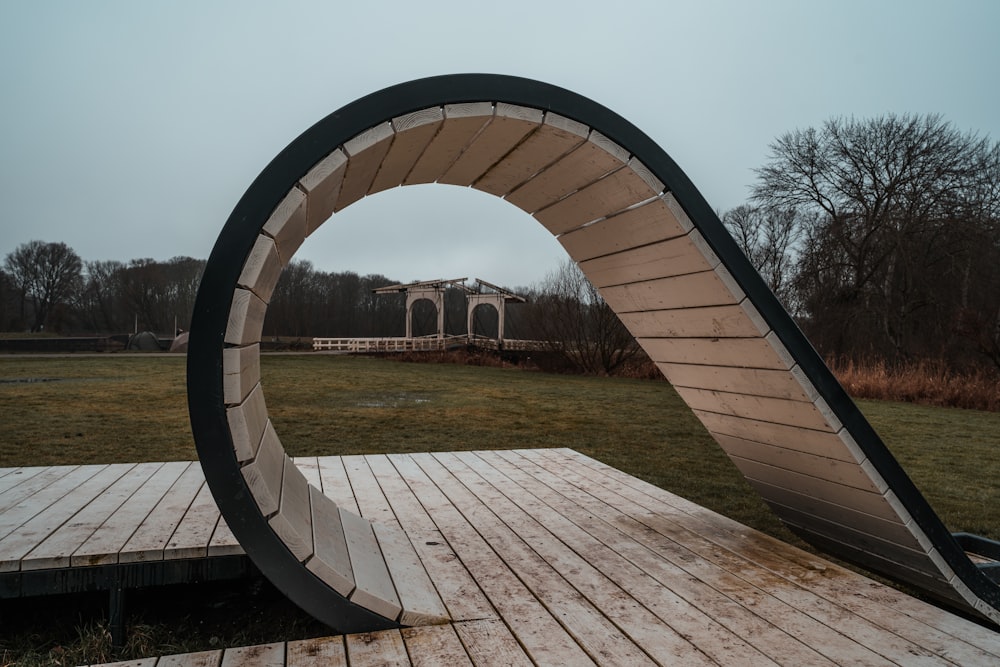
[
  {"x1": 355, "y1": 392, "x2": 432, "y2": 408},
  {"x1": 0, "y1": 377, "x2": 66, "y2": 384}
]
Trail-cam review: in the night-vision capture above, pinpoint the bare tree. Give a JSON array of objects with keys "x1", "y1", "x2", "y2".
[
  {"x1": 526, "y1": 259, "x2": 640, "y2": 375},
  {"x1": 3, "y1": 240, "x2": 83, "y2": 332},
  {"x1": 722, "y1": 204, "x2": 802, "y2": 310}
]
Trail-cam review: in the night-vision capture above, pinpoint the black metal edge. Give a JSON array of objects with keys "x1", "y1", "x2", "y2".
[{"x1": 188, "y1": 73, "x2": 998, "y2": 622}]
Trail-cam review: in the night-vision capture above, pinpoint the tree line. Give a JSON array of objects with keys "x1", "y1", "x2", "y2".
[{"x1": 3, "y1": 113, "x2": 998, "y2": 374}]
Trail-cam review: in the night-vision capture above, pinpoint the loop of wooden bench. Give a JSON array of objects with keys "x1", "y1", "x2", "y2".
[{"x1": 188, "y1": 74, "x2": 999, "y2": 632}]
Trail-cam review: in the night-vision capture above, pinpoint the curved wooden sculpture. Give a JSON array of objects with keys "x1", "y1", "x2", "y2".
[{"x1": 188, "y1": 74, "x2": 1000, "y2": 631}]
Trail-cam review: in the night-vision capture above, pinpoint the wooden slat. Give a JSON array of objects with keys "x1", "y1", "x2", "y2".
[
  {"x1": 337, "y1": 121, "x2": 395, "y2": 211},
  {"x1": 388, "y1": 453, "x2": 597, "y2": 665},
  {"x1": 557, "y1": 194, "x2": 690, "y2": 261},
  {"x1": 222, "y1": 343, "x2": 259, "y2": 406},
  {"x1": 299, "y1": 149, "x2": 348, "y2": 234},
  {"x1": 340, "y1": 507, "x2": 402, "y2": 620},
  {"x1": 119, "y1": 462, "x2": 204, "y2": 563},
  {"x1": 438, "y1": 103, "x2": 543, "y2": 186},
  {"x1": 0, "y1": 464, "x2": 132, "y2": 572},
  {"x1": 72, "y1": 461, "x2": 190, "y2": 566},
  {"x1": 473, "y1": 112, "x2": 588, "y2": 196},
  {"x1": 580, "y1": 234, "x2": 716, "y2": 288},
  {"x1": 414, "y1": 453, "x2": 656, "y2": 665},
  {"x1": 404, "y1": 103, "x2": 493, "y2": 185},
  {"x1": 345, "y1": 630, "x2": 410, "y2": 666},
  {"x1": 262, "y1": 186, "x2": 308, "y2": 264},
  {"x1": 0, "y1": 466, "x2": 47, "y2": 496},
  {"x1": 368, "y1": 455, "x2": 495, "y2": 622},
  {"x1": 369, "y1": 108, "x2": 444, "y2": 194},
  {"x1": 208, "y1": 515, "x2": 242, "y2": 556},
  {"x1": 674, "y1": 385, "x2": 833, "y2": 431},
  {"x1": 371, "y1": 521, "x2": 448, "y2": 626},
  {"x1": 226, "y1": 382, "x2": 268, "y2": 463},
  {"x1": 293, "y1": 456, "x2": 322, "y2": 487},
  {"x1": 658, "y1": 362, "x2": 810, "y2": 401},
  {"x1": 268, "y1": 459, "x2": 313, "y2": 562},
  {"x1": 287, "y1": 636, "x2": 347, "y2": 667},
  {"x1": 622, "y1": 302, "x2": 766, "y2": 339},
  {"x1": 451, "y1": 619, "x2": 533, "y2": 667},
  {"x1": 533, "y1": 167, "x2": 661, "y2": 236},
  {"x1": 157, "y1": 649, "x2": 222, "y2": 667},
  {"x1": 220, "y1": 642, "x2": 284, "y2": 667},
  {"x1": 241, "y1": 421, "x2": 284, "y2": 517},
  {"x1": 21, "y1": 463, "x2": 159, "y2": 570},
  {"x1": 316, "y1": 456, "x2": 360, "y2": 515},
  {"x1": 0, "y1": 465, "x2": 92, "y2": 530},
  {"x1": 165, "y1": 479, "x2": 220, "y2": 560},
  {"x1": 342, "y1": 455, "x2": 396, "y2": 524},
  {"x1": 225, "y1": 288, "x2": 267, "y2": 346},
  {"x1": 236, "y1": 235, "x2": 282, "y2": 303},
  {"x1": 695, "y1": 410, "x2": 860, "y2": 462},
  {"x1": 400, "y1": 624, "x2": 472, "y2": 666},
  {"x1": 641, "y1": 336, "x2": 790, "y2": 370},
  {"x1": 602, "y1": 270, "x2": 741, "y2": 314},
  {"x1": 504, "y1": 134, "x2": 627, "y2": 213},
  {"x1": 306, "y1": 487, "x2": 355, "y2": 597},
  {"x1": 712, "y1": 432, "x2": 879, "y2": 491}
]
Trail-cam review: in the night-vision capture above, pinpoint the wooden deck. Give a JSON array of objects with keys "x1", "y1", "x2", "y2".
[{"x1": 3, "y1": 449, "x2": 998, "y2": 665}]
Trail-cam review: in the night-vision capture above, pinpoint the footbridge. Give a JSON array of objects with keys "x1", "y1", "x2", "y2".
[{"x1": 187, "y1": 73, "x2": 1000, "y2": 634}]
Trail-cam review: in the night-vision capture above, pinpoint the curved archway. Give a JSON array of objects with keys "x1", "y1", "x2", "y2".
[{"x1": 188, "y1": 74, "x2": 999, "y2": 631}]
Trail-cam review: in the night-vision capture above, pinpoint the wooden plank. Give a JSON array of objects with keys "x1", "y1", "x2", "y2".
[
  {"x1": 558, "y1": 194, "x2": 690, "y2": 262},
  {"x1": 165, "y1": 479, "x2": 220, "y2": 560},
  {"x1": 414, "y1": 453, "x2": 656, "y2": 665},
  {"x1": 345, "y1": 630, "x2": 410, "y2": 666},
  {"x1": 389, "y1": 453, "x2": 597, "y2": 665},
  {"x1": 371, "y1": 521, "x2": 449, "y2": 626},
  {"x1": 622, "y1": 302, "x2": 765, "y2": 339},
  {"x1": 367, "y1": 454, "x2": 495, "y2": 622},
  {"x1": 521, "y1": 449, "x2": 924, "y2": 666},
  {"x1": 579, "y1": 234, "x2": 716, "y2": 288},
  {"x1": 237, "y1": 235, "x2": 283, "y2": 303},
  {"x1": 601, "y1": 270, "x2": 741, "y2": 314},
  {"x1": 241, "y1": 421, "x2": 284, "y2": 518},
  {"x1": 292, "y1": 456, "x2": 322, "y2": 488},
  {"x1": 438, "y1": 451, "x2": 722, "y2": 666},
  {"x1": 0, "y1": 464, "x2": 91, "y2": 529},
  {"x1": 72, "y1": 461, "x2": 191, "y2": 566},
  {"x1": 674, "y1": 385, "x2": 833, "y2": 431},
  {"x1": 0, "y1": 466, "x2": 47, "y2": 496},
  {"x1": 400, "y1": 624, "x2": 472, "y2": 666},
  {"x1": 208, "y1": 514, "x2": 242, "y2": 556},
  {"x1": 641, "y1": 336, "x2": 790, "y2": 370},
  {"x1": 225, "y1": 288, "x2": 267, "y2": 347},
  {"x1": 268, "y1": 459, "x2": 313, "y2": 562},
  {"x1": 119, "y1": 462, "x2": 204, "y2": 563},
  {"x1": 712, "y1": 432, "x2": 880, "y2": 491},
  {"x1": 533, "y1": 167, "x2": 661, "y2": 236},
  {"x1": 404, "y1": 103, "x2": 493, "y2": 185},
  {"x1": 340, "y1": 506, "x2": 402, "y2": 620},
  {"x1": 438, "y1": 103, "x2": 543, "y2": 186},
  {"x1": 694, "y1": 410, "x2": 860, "y2": 462},
  {"x1": 316, "y1": 456, "x2": 359, "y2": 515},
  {"x1": 262, "y1": 186, "x2": 308, "y2": 265},
  {"x1": 222, "y1": 344, "x2": 259, "y2": 406},
  {"x1": 286, "y1": 636, "x2": 347, "y2": 667},
  {"x1": 0, "y1": 464, "x2": 133, "y2": 572},
  {"x1": 451, "y1": 619, "x2": 533, "y2": 667},
  {"x1": 220, "y1": 642, "x2": 284, "y2": 667},
  {"x1": 342, "y1": 455, "x2": 396, "y2": 524},
  {"x1": 157, "y1": 649, "x2": 223, "y2": 667},
  {"x1": 473, "y1": 111, "x2": 588, "y2": 196},
  {"x1": 299, "y1": 149, "x2": 347, "y2": 234},
  {"x1": 658, "y1": 362, "x2": 809, "y2": 401},
  {"x1": 226, "y1": 382, "x2": 268, "y2": 463},
  {"x1": 305, "y1": 487, "x2": 355, "y2": 597},
  {"x1": 480, "y1": 449, "x2": 813, "y2": 665},
  {"x1": 337, "y1": 121, "x2": 395, "y2": 211},
  {"x1": 369, "y1": 107, "x2": 444, "y2": 194},
  {"x1": 504, "y1": 134, "x2": 627, "y2": 214}
]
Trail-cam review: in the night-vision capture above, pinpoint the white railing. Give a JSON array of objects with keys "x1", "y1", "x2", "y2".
[{"x1": 312, "y1": 335, "x2": 551, "y2": 352}]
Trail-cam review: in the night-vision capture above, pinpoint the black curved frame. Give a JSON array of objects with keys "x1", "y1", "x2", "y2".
[{"x1": 188, "y1": 73, "x2": 999, "y2": 630}]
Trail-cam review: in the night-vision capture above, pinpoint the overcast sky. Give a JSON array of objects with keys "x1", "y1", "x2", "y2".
[{"x1": 2, "y1": 1, "x2": 998, "y2": 289}]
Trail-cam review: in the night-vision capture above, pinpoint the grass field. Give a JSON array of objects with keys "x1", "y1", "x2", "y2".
[{"x1": 1, "y1": 353, "x2": 998, "y2": 664}]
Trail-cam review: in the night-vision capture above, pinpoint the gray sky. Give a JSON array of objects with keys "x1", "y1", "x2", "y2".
[{"x1": 2, "y1": 1, "x2": 998, "y2": 289}]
